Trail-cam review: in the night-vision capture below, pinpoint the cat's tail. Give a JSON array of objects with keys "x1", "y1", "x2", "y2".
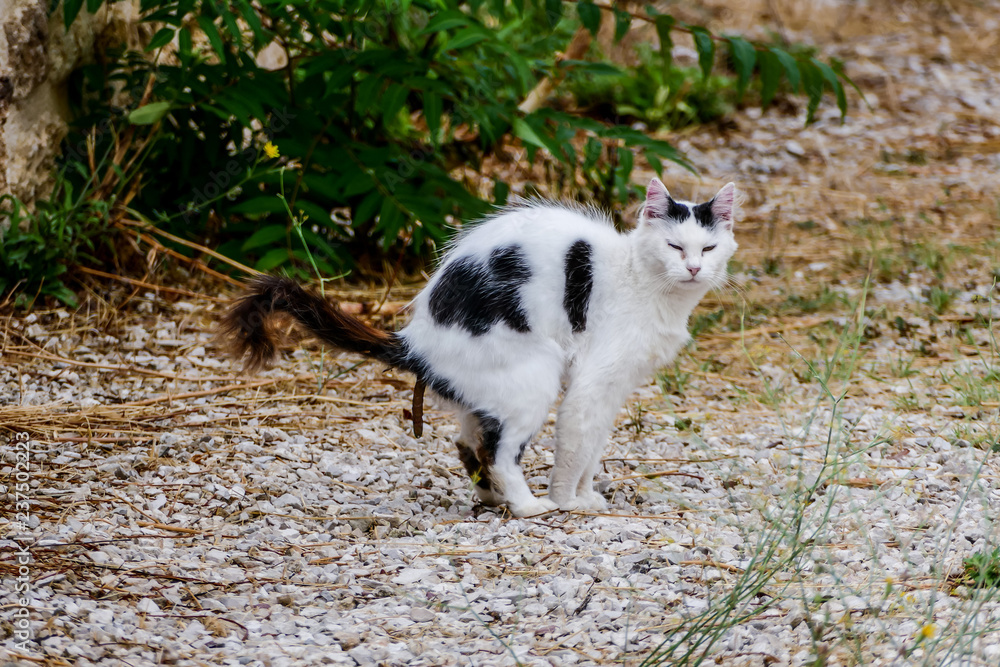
[{"x1": 219, "y1": 275, "x2": 402, "y2": 374}]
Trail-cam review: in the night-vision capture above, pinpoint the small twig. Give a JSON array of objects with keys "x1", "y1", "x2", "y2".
[
  {"x1": 572, "y1": 582, "x2": 596, "y2": 616},
  {"x1": 707, "y1": 315, "x2": 830, "y2": 340},
  {"x1": 76, "y1": 266, "x2": 228, "y2": 302},
  {"x1": 678, "y1": 559, "x2": 745, "y2": 573},
  {"x1": 134, "y1": 521, "x2": 207, "y2": 534},
  {"x1": 131, "y1": 229, "x2": 243, "y2": 287},
  {"x1": 119, "y1": 219, "x2": 260, "y2": 277},
  {"x1": 607, "y1": 470, "x2": 703, "y2": 483},
  {"x1": 412, "y1": 379, "x2": 425, "y2": 437},
  {"x1": 118, "y1": 379, "x2": 279, "y2": 407},
  {"x1": 519, "y1": 26, "x2": 592, "y2": 114}
]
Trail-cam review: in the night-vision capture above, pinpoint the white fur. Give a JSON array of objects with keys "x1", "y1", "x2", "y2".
[{"x1": 400, "y1": 179, "x2": 738, "y2": 517}]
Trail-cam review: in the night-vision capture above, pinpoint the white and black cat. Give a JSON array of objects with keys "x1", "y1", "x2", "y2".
[{"x1": 221, "y1": 178, "x2": 738, "y2": 517}]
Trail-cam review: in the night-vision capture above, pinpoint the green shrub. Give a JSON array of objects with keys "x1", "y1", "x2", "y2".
[
  {"x1": 0, "y1": 167, "x2": 112, "y2": 308},
  {"x1": 1, "y1": 0, "x2": 855, "y2": 307},
  {"x1": 568, "y1": 43, "x2": 736, "y2": 130}
]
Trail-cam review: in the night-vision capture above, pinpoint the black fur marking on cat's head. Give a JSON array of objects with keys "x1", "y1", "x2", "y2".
[
  {"x1": 692, "y1": 200, "x2": 716, "y2": 228},
  {"x1": 429, "y1": 244, "x2": 532, "y2": 336},
  {"x1": 665, "y1": 199, "x2": 690, "y2": 222},
  {"x1": 563, "y1": 239, "x2": 594, "y2": 333},
  {"x1": 644, "y1": 177, "x2": 697, "y2": 223}
]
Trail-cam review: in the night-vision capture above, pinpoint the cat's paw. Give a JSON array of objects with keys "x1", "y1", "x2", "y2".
[
  {"x1": 507, "y1": 497, "x2": 559, "y2": 518},
  {"x1": 474, "y1": 486, "x2": 503, "y2": 507},
  {"x1": 576, "y1": 491, "x2": 608, "y2": 511},
  {"x1": 556, "y1": 492, "x2": 607, "y2": 513}
]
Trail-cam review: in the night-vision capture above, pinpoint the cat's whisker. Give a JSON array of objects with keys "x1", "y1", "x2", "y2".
[{"x1": 711, "y1": 278, "x2": 749, "y2": 306}]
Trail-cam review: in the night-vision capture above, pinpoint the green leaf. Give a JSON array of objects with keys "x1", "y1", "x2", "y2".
[
  {"x1": 355, "y1": 76, "x2": 383, "y2": 116},
  {"x1": 770, "y1": 47, "x2": 800, "y2": 92},
  {"x1": 812, "y1": 58, "x2": 848, "y2": 119},
  {"x1": 577, "y1": 1, "x2": 601, "y2": 36},
  {"x1": 691, "y1": 27, "x2": 715, "y2": 81},
  {"x1": 230, "y1": 197, "x2": 288, "y2": 215},
  {"x1": 353, "y1": 191, "x2": 382, "y2": 227},
  {"x1": 758, "y1": 49, "x2": 782, "y2": 109},
  {"x1": 544, "y1": 0, "x2": 562, "y2": 28},
  {"x1": 498, "y1": 44, "x2": 534, "y2": 94},
  {"x1": 800, "y1": 59, "x2": 824, "y2": 124},
  {"x1": 242, "y1": 224, "x2": 287, "y2": 251},
  {"x1": 643, "y1": 149, "x2": 664, "y2": 177},
  {"x1": 51, "y1": 285, "x2": 79, "y2": 307},
  {"x1": 420, "y1": 11, "x2": 469, "y2": 34},
  {"x1": 196, "y1": 16, "x2": 227, "y2": 64},
  {"x1": 375, "y1": 198, "x2": 405, "y2": 241},
  {"x1": 128, "y1": 101, "x2": 171, "y2": 125},
  {"x1": 512, "y1": 117, "x2": 560, "y2": 157},
  {"x1": 145, "y1": 27, "x2": 174, "y2": 51},
  {"x1": 443, "y1": 27, "x2": 490, "y2": 51},
  {"x1": 655, "y1": 15, "x2": 675, "y2": 69},
  {"x1": 178, "y1": 27, "x2": 193, "y2": 62},
  {"x1": 381, "y1": 84, "x2": 408, "y2": 128},
  {"x1": 255, "y1": 248, "x2": 291, "y2": 272},
  {"x1": 618, "y1": 147, "x2": 634, "y2": 183},
  {"x1": 237, "y1": 0, "x2": 266, "y2": 45},
  {"x1": 297, "y1": 227, "x2": 340, "y2": 264},
  {"x1": 63, "y1": 0, "x2": 84, "y2": 29},
  {"x1": 296, "y1": 200, "x2": 330, "y2": 226},
  {"x1": 493, "y1": 179, "x2": 509, "y2": 206},
  {"x1": 727, "y1": 36, "x2": 756, "y2": 98},
  {"x1": 86, "y1": 0, "x2": 104, "y2": 13},
  {"x1": 558, "y1": 60, "x2": 622, "y2": 76},
  {"x1": 613, "y1": 8, "x2": 631, "y2": 43},
  {"x1": 218, "y1": 6, "x2": 243, "y2": 49},
  {"x1": 423, "y1": 91, "x2": 442, "y2": 143}
]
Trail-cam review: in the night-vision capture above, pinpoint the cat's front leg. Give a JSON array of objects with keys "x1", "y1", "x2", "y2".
[{"x1": 550, "y1": 374, "x2": 630, "y2": 511}]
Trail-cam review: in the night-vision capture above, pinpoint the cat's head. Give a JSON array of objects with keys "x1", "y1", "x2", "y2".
[{"x1": 634, "y1": 178, "x2": 738, "y2": 292}]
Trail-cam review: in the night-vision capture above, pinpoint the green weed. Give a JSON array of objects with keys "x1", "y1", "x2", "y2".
[
  {"x1": 0, "y1": 166, "x2": 112, "y2": 308},
  {"x1": 927, "y1": 285, "x2": 957, "y2": 315},
  {"x1": 887, "y1": 353, "x2": 918, "y2": 379},
  {"x1": 657, "y1": 363, "x2": 692, "y2": 396}
]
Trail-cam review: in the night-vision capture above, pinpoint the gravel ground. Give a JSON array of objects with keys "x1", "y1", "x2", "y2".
[{"x1": 4, "y1": 1, "x2": 1000, "y2": 665}]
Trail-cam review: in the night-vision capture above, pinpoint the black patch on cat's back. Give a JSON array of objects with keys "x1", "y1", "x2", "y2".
[
  {"x1": 693, "y1": 200, "x2": 716, "y2": 228},
  {"x1": 429, "y1": 245, "x2": 531, "y2": 336},
  {"x1": 563, "y1": 240, "x2": 594, "y2": 333}
]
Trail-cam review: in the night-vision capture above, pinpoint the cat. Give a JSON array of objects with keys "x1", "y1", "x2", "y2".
[{"x1": 220, "y1": 178, "x2": 737, "y2": 517}]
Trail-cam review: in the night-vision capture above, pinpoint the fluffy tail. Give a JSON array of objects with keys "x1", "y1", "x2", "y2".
[{"x1": 219, "y1": 275, "x2": 401, "y2": 373}]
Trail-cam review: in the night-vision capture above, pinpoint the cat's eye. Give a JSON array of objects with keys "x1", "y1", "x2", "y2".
[
  {"x1": 703, "y1": 245, "x2": 717, "y2": 252},
  {"x1": 668, "y1": 243, "x2": 683, "y2": 252}
]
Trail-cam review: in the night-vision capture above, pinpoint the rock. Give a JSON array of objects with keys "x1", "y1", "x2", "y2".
[
  {"x1": 410, "y1": 607, "x2": 435, "y2": 623},
  {"x1": 785, "y1": 140, "x2": 806, "y2": 157},
  {"x1": 334, "y1": 631, "x2": 362, "y2": 650}
]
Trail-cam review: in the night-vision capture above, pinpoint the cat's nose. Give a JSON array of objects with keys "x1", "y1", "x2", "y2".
[{"x1": 687, "y1": 266, "x2": 700, "y2": 277}]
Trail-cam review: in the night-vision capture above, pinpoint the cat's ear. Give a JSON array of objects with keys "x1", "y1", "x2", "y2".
[
  {"x1": 711, "y1": 182, "x2": 736, "y2": 230},
  {"x1": 644, "y1": 177, "x2": 672, "y2": 221}
]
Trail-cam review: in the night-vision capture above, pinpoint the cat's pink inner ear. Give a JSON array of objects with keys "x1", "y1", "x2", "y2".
[
  {"x1": 711, "y1": 182, "x2": 736, "y2": 227},
  {"x1": 645, "y1": 178, "x2": 671, "y2": 219}
]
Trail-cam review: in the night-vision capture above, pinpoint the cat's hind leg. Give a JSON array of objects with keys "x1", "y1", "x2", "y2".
[
  {"x1": 480, "y1": 409, "x2": 558, "y2": 518},
  {"x1": 455, "y1": 410, "x2": 503, "y2": 506}
]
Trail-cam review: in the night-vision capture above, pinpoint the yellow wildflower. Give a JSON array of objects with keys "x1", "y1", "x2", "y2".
[
  {"x1": 264, "y1": 142, "x2": 280, "y2": 159},
  {"x1": 919, "y1": 623, "x2": 936, "y2": 640}
]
